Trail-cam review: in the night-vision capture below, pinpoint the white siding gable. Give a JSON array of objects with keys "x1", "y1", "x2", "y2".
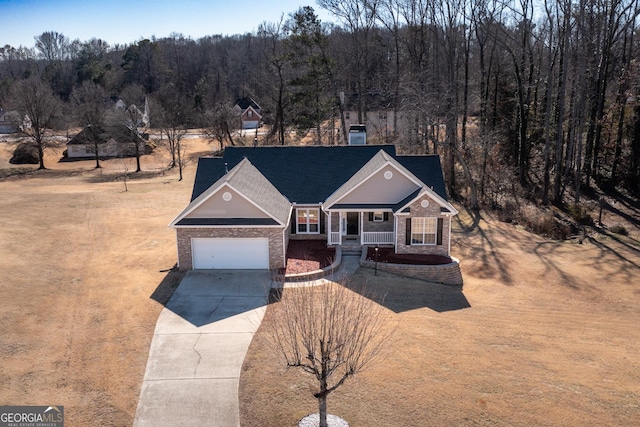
[
  {"x1": 185, "y1": 185, "x2": 269, "y2": 219},
  {"x1": 337, "y1": 164, "x2": 421, "y2": 204}
]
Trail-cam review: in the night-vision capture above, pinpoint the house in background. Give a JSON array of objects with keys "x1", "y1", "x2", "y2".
[
  {"x1": 0, "y1": 109, "x2": 21, "y2": 134},
  {"x1": 233, "y1": 97, "x2": 262, "y2": 129},
  {"x1": 341, "y1": 92, "x2": 405, "y2": 143},
  {"x1": 170, "y1": 144, "x2": 458, "y2": 270},
  {"x1": 66, "y1": 99, "x2": 150, "y2": 158},
  {"x1": 65, "y1": 126, "x2": 147, "y2": 158}
]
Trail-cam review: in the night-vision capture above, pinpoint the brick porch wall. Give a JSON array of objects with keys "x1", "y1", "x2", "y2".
[
  {"x1": 360, "y1": 251, "x2": 463, "y2": 286},
  {"x1": 176, "y1": 227, "x2": 286, "y2": 270}
]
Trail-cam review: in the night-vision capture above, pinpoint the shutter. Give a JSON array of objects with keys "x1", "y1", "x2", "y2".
[
  {"x1": 437, "y1": 218, "x2": 443, "y2": 245},
  {"x1": 383, "y1": 212, "x2": 389, "y2": 221},
  {"x1": 290, "y1": 211, "x2": 296, "y2": 235},
  {"x1": 320, "y1": 211, "x2": 326, "y2": 234},
  {"x1": 406, "y1": 218, "x2": 412, "y2": 245},
  {"x1": 368, "y1": 212, "x2": 374, "y2": 221}
]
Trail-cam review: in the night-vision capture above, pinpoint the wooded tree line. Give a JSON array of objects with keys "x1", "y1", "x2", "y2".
[{"x1": 1, "y1": 0, "x2": 639, "y2": 207}]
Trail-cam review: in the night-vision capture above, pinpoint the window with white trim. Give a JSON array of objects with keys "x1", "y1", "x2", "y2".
[
  {"x1": 373, "y1": 212, "x2": 384, "y2": 222},
  {"x1": 297, "y1": 208, "x2": 320, "y2": 234},
  {"x1": 411, "y1": 217, "x2": 437, "y2": 245}
]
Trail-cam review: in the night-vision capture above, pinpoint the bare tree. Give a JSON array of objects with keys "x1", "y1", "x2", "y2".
[
  {"x1": 155, "y1": 87, "x2": 191, "y2": 169},
  {"x1": 175, "y1": 138, "x2": 189, "y2": 181},
  {"x1": 265, "y1": 282, "x2": 390, "y2": 427},
  {"x1": 203, "y1": 102, "x2": 237, "y2": 152},
  {"x1": 71, "y1": 81, "x2": 109, "y2": 168},
  {"x1": 11, "y1": 77, "x2": 60, "y2": 170}
]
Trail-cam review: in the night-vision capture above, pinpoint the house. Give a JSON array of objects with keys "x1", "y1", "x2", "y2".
[
  {"x1": 170, "y1": 144, "x2": 458, "y2": 271},
  {"x1": 341, "y1": 92, "x2": 405, "y2": 143},
  {"x1": 65, "y1": 126, "x2": 147, "y2": 158},
  {"x1": 232, "y1": 97, "x2": 262, "y2": 129},
  {"x1": 0, "y1": 109, "x2": 21, "y2": 134}
]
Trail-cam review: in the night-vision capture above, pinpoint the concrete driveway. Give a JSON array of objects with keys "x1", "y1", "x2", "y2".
[{"x1": 134, "y1": 270, "x2": 272, "y2": 427}]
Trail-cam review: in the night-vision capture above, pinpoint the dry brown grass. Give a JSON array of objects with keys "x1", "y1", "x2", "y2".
[
  {"x1": 1, "y1": 134, "x2": 639, "y2": 426},
  {"x1": 0, "y1": 135, "x2": 207, "y2": 425},
  {"x1": 240, "y1": 209, "x2": 640, "y2": 426}
]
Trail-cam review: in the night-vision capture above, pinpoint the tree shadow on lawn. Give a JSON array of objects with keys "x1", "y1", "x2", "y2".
[
  {"x1": 452, "y1": 209, "x2": 514, "y2": 285},
  {"x1": 345, "y1": 268, "x2": 471, "y2": 314}
]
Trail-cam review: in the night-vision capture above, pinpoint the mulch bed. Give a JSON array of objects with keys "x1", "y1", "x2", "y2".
[
  {"x1": 366, "y1": 246, "x2": 452, "y2": 265},
  {"x1": 279, "y1": 240, "x2": 336, "y2": 275}
]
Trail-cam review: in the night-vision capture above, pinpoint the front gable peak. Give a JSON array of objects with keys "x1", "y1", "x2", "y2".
[{"x1": 324, "y1": 149, "x2": 423, "y2": 208}]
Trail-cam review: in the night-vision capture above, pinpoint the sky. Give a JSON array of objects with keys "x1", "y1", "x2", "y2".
[{"x1": 0, "y1": 0, "x2": 336, "y2": 48}]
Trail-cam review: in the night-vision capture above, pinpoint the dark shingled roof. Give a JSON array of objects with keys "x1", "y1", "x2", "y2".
[
  {"x1": 394, "y1": 155, "x2": 448, "y2": 202},
  {"x1": 191, "y1": 145, "x2": 449, "y2": 205},
  {"x1": 234, "y1": 97, "x2": 261, "y2": 111}
]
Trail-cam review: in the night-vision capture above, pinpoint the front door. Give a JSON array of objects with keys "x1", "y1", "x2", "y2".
[{"x1": 346, "y1": 212, "x2": 359, "y2": 236}]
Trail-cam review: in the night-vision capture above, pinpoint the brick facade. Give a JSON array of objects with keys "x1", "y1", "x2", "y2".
[
  {"x1": 176, "y1": 227, "x2": 286, "y2": 270},
  {"x1": 396, "y1": 197, "x2": 451, "y2": 257}
]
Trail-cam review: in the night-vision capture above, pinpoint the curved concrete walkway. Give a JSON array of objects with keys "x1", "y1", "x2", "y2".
[{"x1": 133, "y1": 270, "x2": 271, "y2": 427}]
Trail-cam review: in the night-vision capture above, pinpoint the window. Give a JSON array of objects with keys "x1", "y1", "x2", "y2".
[
  {"x1": 248, "y1": 110, "x2": 253, "y2": 117},
  {"x1": 345, "y1": 112, "x2": 350, "y2": 120},
  {"x1": 297, "y1": 208, "x2": 320, "y2": 234},
  {"x1": 379, "y1": 111, "x2": 387, "y2": 120},
  {"x1": 411, "y1": 217, "x2": 437, "y2": 245},
  {"x1": 373, "y1": 212, "x2": 384, "y2": 222}
]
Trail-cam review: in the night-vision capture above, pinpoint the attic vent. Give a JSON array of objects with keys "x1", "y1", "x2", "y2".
[
  {"x1": 222, "y1": 192, "x2": 233, "y2": 202},
  {"x1": 384, "y1": 171, "x2": 393, "y2": 180},
  {"x1": 225, "y1": 162, "x2": 229, "y2": 173}
]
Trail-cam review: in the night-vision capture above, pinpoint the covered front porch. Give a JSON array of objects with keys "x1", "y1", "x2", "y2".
[{"x1": 326, "y1": 210, "x2": 395, "y2": 246}]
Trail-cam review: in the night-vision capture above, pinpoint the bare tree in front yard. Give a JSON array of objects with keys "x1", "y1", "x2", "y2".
[
  {"x1": 11, "y1": 76, "x2": 61, "y2": 170},
  {"x1": 265, "y1": 281, "x2": 390, "y2": 427}
]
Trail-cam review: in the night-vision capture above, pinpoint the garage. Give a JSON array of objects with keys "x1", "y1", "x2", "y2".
[{"x1": 191, "y1": 237, "x2": 269, "y2": 269}]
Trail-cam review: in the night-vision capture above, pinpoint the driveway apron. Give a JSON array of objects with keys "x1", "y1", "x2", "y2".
[{"x1": 134, "y1": 270, "x2": 271, "y2": 427}]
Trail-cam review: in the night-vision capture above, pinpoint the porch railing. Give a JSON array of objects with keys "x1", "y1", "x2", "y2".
[
  {"x1": 362, "y1": 232, "x2": 394, "y2": 245},
  {"x1": 329, "y1": 232, "x2": 341, "y2": 245}
]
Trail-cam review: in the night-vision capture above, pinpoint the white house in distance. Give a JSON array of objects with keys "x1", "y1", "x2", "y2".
[
  {"x1": 233, "y1": 97, "x2": 262, "y2": 129},
  {"x1": 0, "y1": 109, "x2": 21, "y2": 134}
]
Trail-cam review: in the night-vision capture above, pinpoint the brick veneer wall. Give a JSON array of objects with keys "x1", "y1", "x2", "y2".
[
  {"x1": 360, "y1": 250, "x2": 463, "y2": 286},
  {"x1": 396, "y1": 197, "x2": 451, "y2": 257},
  {"x1": 176, "y1": 227, "x2": 286, "y2": 270}
]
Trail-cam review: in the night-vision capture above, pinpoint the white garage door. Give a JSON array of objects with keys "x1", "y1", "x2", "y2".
[{"x1": 191, "y1": 238, "x2": 269, "y2": 269}]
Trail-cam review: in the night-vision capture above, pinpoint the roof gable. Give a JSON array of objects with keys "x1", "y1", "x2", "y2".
[
  {"x1": 324, "y1": 150, "x2": 423, "y2": 207},
  {"x1": 171, "y1": 158, "x2": 291, "y2": 227},
  {"x1": 186, "y1": 185, "x2": 270, "y2": 219},
  {"x1": 234, "y1": 97, "x2": 261, "y2": 111}
]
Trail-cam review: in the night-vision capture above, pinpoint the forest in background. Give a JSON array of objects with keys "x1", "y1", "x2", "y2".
[{"x1": 1, "y1": 0, "x2": 639, "y2": 237}]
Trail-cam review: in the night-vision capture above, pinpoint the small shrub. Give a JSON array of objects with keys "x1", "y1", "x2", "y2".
[
  {"x1": 609, "y1": 224, "x2": 629, "y2": 236},
  {"x1": 567, "y1": 204, "x2": 594, "y2": 226},
  {"x1": 10, "y1": 143, "x2": 39, "y2": 164},
  {"x1": 517, "y1": 205, "x2": 570, "y2": 239}
]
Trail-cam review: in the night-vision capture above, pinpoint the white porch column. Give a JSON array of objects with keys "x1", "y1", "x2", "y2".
[{"x1": 327, "y1": 210, "x2": 331, "y2": 245}]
